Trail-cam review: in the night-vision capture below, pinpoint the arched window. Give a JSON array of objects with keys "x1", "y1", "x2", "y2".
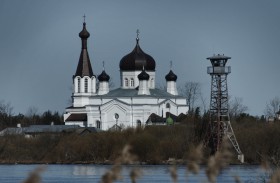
[
  {"x1": 166, "y1": 103, "x2": 170, "y2": 108},
  {"x1": 84, "y1": 78, "x2": 88, "y2": 93},
  {"x1": 77, "y1": 78, "x2": 81, "y2": 93},
  {"x1": 130, "y1": 78, "x2": 134, "y2": 87},
  {"x1": 125, "y1": 78, "x2": 129, "y2": 87},
  {"x1": 137, "y1": 120, "x2": 141, "y2": 127},
  {"x1": 96, "y1": 120, "x2": 101, "y2": 129}
]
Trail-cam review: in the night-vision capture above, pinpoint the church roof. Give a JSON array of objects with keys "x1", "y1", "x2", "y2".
[
  {"x1": 65, "y1": 113, "x2": 87, "y2": 121},
  {"x1": 97, "y1": 88, "x2": 184, "y2": 98},
  {"x1": 119, "y1": 37, "x2": 156, "y2": 71},
  {"x1": 74, "y1": 22, "x2": 94, "y2": 77}
]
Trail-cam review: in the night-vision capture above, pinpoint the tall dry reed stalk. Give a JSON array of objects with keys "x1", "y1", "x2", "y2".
[
  {"x1": 22, "y1": 166, "x2": 46, "y2": 183},
  {"x1": 205, "y1": 137, "x2": 233, "y2": 183},
  {"x1": 187, "y1": 143, "x2": 203, "y2": 174},
  {"x1": 101, "y1": 145, "x2": 141, "y2": 183}
]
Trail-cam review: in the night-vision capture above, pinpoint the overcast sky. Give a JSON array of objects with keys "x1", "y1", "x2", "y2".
[{"x1": 0, "y1": 0, "x2": 279, "y2": 116}]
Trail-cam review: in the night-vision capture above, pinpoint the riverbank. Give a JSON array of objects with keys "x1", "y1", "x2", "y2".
[{"x1": 0, "y1": 123, "x2": 280, "y2": 165}]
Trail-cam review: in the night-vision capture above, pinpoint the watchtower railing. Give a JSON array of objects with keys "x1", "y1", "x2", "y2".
[{"x1": 207, "y1": 66, "x2": 231, "y2": 75}]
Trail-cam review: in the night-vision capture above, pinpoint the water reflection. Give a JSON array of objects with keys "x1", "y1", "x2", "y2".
[
  {"x1": 0, "y1": 164, "x2": 271, "y2": 183},
  {"x1": 73, "y1": 165, "x2": 96, "y2": 176}
]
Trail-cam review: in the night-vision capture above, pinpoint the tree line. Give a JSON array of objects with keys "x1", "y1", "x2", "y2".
[{"x1": 0, "y1": 101, "x2": 63, "y2": 130}]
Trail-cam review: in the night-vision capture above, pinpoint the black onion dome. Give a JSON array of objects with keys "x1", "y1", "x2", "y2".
[
  {"x1": 138, "y1": 69, "x2": 150, "y2": 80},
  {"x1": 119, "y1": 40, "x2": 156, "y2": 71},
  {"x1": 79, "y1": 23, "x2": 90, "y2": 39},
  {"x1": 98, "y1": 70, "x2": 110, "y2": 81},
  {"x1": 165, "y1": 70, "x2": 177, "y2": 81}
]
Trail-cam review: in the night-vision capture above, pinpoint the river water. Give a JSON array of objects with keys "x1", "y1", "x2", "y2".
[{"x1": 0, "y1": 164, "x2": 271, "y2": 183}]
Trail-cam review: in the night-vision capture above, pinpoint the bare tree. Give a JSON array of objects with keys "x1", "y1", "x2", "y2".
[
  {"x1": 228, "y1": 97, "x2": 248, "y2": 119},
  {"x1": 179, "y1": 82, "x2": 201, "y2": 112},
  {"x1": 0, "y1": 100, "x2": 14, "y2": 129},
  {"x1": 265, "y1": 96, "x2": 280, "y2": 118},
  {"x1": 109, "y1": 77, "x2": 115, "y2": 89},
  {"x1": 0, "y1": 100, "x2": 14, "y2": 117},
  {"x1": 199, "y1": 93, "x2": 208, "y2": 114},
  {"x1": 25, "y1": 106, "x2": 39, "y2": 118}
]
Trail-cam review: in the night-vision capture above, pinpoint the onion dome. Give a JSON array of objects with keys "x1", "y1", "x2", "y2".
[
  {"x1": 165, "y1": 70, "x2": 177, "y2": 81},
  {"x1": 119, "y1": 36, "x2": 156, "y2": 71},
  {"x1": 138, "y1": 69, "x2": 150, "y2": 80},
  {"x1": 74, "y1": 21, "x2": 94, "y2": 77},
  {"x1": 79, "y1": 22, "x2": 90, "y2": 39},
  {"x1": 98, "y1": 70, "x2": 110, "y2": 82}
]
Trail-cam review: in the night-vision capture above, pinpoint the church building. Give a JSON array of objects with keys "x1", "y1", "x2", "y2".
[{"x1": 64, "y1": 21, "x2": 188, "y2": 130}]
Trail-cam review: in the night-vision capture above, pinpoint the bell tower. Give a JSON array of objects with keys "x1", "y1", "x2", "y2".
[{"x1": 72, "y1": 18, "x2": 96, "y2": 107}]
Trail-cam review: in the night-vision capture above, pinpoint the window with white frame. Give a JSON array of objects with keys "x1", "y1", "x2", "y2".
[
  {"x1": 130, "y1": 78, "x2": 134, "y2": 87},
  {"x1": 125, "y1": 78, "x2": 128, "y2": 87},
  {"x1": 77, "y1": 78, "x2": 81, "y2": 93},
  {"x1": 84, "y1": 78, "x2": 88, "y2": 93}
]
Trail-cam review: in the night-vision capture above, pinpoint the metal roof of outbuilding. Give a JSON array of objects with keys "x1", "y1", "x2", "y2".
[{"x1": 25, "y1": 125, "x2": 80, "y2": 133}]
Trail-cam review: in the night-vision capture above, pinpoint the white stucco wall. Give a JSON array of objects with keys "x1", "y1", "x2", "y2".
[
  {"x1": 120, "y1": 71, "x2": 155, "y2": 89},
  {"x1": 166, "y1": 81, "x2": 178, "y2": 95}
]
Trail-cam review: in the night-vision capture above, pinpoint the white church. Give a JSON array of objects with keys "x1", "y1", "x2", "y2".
[{"x1": 64, "y1": 21, "x2": 188, "y2": 130}]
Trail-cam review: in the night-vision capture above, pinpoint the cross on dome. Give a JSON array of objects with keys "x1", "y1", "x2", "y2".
[
  {"x1": 83, "y1": 14, "x2": 86, "y2": 23},
  {"x1": 136, "y1": 29, "x2": 140, "y2": 43},
  {"x1": 136, "y1": 29, "x2": 140, "y2": 39}
]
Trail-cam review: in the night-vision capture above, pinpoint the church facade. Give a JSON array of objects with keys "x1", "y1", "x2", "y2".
[{"x1": 64, "y1": 22, "x2": 188, "y2": 130}]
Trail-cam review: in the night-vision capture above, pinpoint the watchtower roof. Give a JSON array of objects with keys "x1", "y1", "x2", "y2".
[{"x1": 207, "y1": 54, "x2": 231, "y2": 60}]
